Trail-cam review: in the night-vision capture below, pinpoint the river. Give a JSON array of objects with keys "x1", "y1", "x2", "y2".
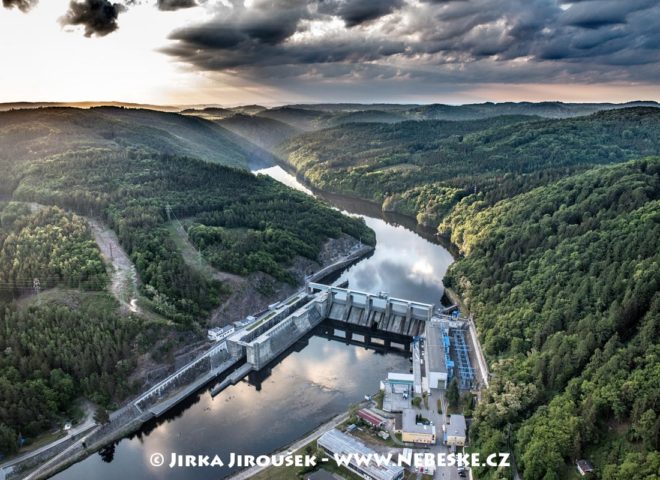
[{"x1": 53, "y1": 166, "x2": 454, "y2": 480}]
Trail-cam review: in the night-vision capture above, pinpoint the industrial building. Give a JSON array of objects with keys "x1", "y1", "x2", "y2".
[
  {"x1": 318, "y1": 429, "x2": 405, "y2": 480},
  {"x1": 424, "y1": 322, "x2": 450, "y2": 389},
  {"x1": 446, "y1": 414, "x2": 467, "y2": 446},
  {"x1": 400, "y1": 409, "x2": 436, "y2": 445},
  {"x1": 380, "y1": 373, "x2": 413, "y2": 413},
  {"x1": 356, "y1": 409, "x2": 389, "y2": 429},
  {"x1": 305, "y1": 470, "x2": 340, "y2": 480},
  {"x1": 424, "y1": 318, "x2": 476, "y2": 391},
  {"x1": 451, "y1": 327, "x2": 476, "y2": 389}
]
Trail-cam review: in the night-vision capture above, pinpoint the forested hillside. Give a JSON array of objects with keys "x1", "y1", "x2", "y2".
[
  {"x1": 0, "y1": 106, "x2": 251, "y2": 194},
  {"x1": 283, "y1": 101, "x2": 659, "y2": 121},
  {"x1": 444, "y1": 159, "x2": 660, "y2": 479},
  {"x1": 0, "y1": 108, "x2": 374, "y2": 455},
  {"x1": 0, "y1": 205, "x2": 107, "y2": 295},
  {"x1": 11, "y1": 148, "x2": 373, "y2": 323},
  {"x1": 406, "y1": 100, "x2": 660, "y2": 120},
  {"x1": 0, "y1": 203, "x2": 149, "y2": 454},
  {"x1": 217, "y1": 114, "x2": 300, "y2": 150},
  {"x1": 277, "y1": 107, "x2": 660, "y2": 478},
  {"x1": 280, "y1": 108, "x2": 660, "y2": 227},
  {"x1": 256, "y1": 106, "x2": 334, "y2": 131}
]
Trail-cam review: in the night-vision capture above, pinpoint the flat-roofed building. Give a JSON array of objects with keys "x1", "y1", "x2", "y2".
[
  {"x1": 446, "y1": 414, "x2": 467, "y2": 446},
  {"x1": 387, "y1": 372, "x2": 414, "y2": 384},
  {"x1": 425, "y1": 323, "x2": 449, "y2": 389},
  {"x1": 400, "y1": 408, "x2": 436, "y2": 445},
  {"x1": 318, "y1": 429, "x2": 405, "y2": 480},
  {"x1": 305, "y1": 470, "x2": 342, "y2": 480}
]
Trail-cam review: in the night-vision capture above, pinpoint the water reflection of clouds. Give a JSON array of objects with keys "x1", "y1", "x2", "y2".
[
  {"x1": 56, "y1": 166, "x2": 451, "y2": 480},
  {"x1": 55, "y1": 338, "x2": 409, "y2": 480},
  {"x1": 340, "y1": 216, "x2": 453, "y2": 304},
  {"x1": 255, "y1": 167, "x2": 453, "y2": 304}
]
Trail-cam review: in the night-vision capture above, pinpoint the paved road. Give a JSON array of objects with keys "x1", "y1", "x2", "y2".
[{"x1": 0, "y1": 403, "x2": 96, "y2": 474}]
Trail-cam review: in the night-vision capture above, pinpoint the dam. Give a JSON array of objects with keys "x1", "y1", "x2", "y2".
[
  {"x1": 308, "y1": 282, "x2": 433, "y2": 336},
  {"x1": 224, "y1": 282, "x2": 434, "y2": 375},
  {"x1": 47, "y1": 165, "x2": 458, "y2": 480}
]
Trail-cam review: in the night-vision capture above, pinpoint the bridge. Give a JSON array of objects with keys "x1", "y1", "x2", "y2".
[{"x1": 132, "y1": 340, "x2": 240, "y2": 415}]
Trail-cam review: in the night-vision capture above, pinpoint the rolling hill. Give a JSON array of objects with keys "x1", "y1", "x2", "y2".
[
  {"x1": 217, "y1": 113, "x2": 300, "y2": 150},
  {"x1": 0, "y1": 106, "x2": 252, "y2": 194},
  {"x1": 279, "y1": 107, "x2": 660, "y2": 226}
]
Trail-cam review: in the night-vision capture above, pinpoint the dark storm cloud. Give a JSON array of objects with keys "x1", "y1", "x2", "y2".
[
  {"x1": 2, "y1": 0, "x2": 37, "y2": 12},
  {"x1": 333, "y1": 0, "x2": 404, "y2": 27},
  {"x1": 193, "y1": 0, "x2": 305, "y2": 45},
  {"x1": 157, "y1": 0, "x2": 197, "y2": 11},
  {"x1": 160, "y1": 0, "x2": 660, "y2": 88},
  {"x1": 6, "y1": 0, "x2": 658, "y2": 91},
  {"x1": 560, "y1": 0, "x2": 657, "y2": 29},
  {"x1": 60, "y1": 0, "x2": 125, "y2": 37}
]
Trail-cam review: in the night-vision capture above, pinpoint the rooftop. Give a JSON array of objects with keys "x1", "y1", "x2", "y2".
[
  {"x1": 357, "y1": 409, "x2": 387, "y2": 427},
  {"x1": 387, "y1": 372, "x2": 414, "y2": 384},
  {"x1": 425, "y1": 323, "x2": 447, "y2": 374},
  {"x1": 318, "y1": 429, "x2": 404, "y2": 480},
  {"x1": 402, "y1": 409, "x2": 436, "y2": 436},
  {"x1": 577, "y1": 459, "x2": 594, "y2": 474},
  {"x1": 305, "y1": 470, "x2": 341, "y2": 480},
  {"x1": 447, "y1": 414, "x2": 466, "y2": 438},
  {"x1": 382, "y1": 381, "x2": 411, "y2": 413}
]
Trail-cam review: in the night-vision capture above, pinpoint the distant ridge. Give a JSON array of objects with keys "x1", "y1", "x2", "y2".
[
  {"x1": 0, "y1": 106, "x2": 252, "y2": 169},
  {"x1": 0, "y1": 101, "x2": 182, "y2": 112}
]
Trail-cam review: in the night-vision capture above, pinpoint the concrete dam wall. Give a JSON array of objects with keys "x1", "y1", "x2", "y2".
[{"x1": 309, "y1": 283, "x2": 432, "y2": 337}]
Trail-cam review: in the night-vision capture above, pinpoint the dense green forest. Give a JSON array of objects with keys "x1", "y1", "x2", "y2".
[
  {"x1": 0, "y1": 292, "x2": 143, "y2": 454},
  {"x1": 280, "y1": 108, "x2": 660, "y2": 227},
  {"x1": 444, "y1": 159, "x2": 660, "y2": 479},
  {"x1": 0, "y1": 205, "x2": 107, "y2": 294},
  {"x1": 11, "y1": 148, "x2": 372, "y2": 323},
  {"x1": 0, "y1": 107, "x2": 374, "y2": 456},
  {"x1": 0, "y1": 203, "x2": 148, "y2": 454},
  {"x1": 283, "y1": 101, "x2": 659, "y2": 120}
]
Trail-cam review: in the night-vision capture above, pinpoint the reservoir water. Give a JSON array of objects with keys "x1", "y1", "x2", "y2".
[{"x1": 54, "y1": 166, "x2": 454, "y2": 480}]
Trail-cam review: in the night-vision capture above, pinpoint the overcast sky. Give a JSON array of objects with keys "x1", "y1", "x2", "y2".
[{"x1": 1, "y1": 0, "x2": 659, "y2": 105}]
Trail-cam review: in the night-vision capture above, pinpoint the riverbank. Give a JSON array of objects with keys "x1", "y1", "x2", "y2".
[
  {"x1": 268, "y1": 160, "x2": 462, "y2": 259},
  {"x1": 2, "y1": 245, "x2": 374, "y2": 480},
  {"x1": 41, "y1": 164, "x2": 455, "y2": 480}
]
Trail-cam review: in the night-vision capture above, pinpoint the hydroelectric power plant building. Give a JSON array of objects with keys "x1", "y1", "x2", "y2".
[{"x1": 219, "y1": 281, "x2": 483, "y2": 403}]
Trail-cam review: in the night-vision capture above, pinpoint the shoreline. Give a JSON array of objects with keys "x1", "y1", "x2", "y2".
[
  {"x1": 270, "y1": 158, "x2": 461, "y2": 259},
  {"x1": 8, "y1": 164, "x2": 462, "y2": 480},
  {"x1": 3, "y1": 245, "x2": 375, "y2": 480}
]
